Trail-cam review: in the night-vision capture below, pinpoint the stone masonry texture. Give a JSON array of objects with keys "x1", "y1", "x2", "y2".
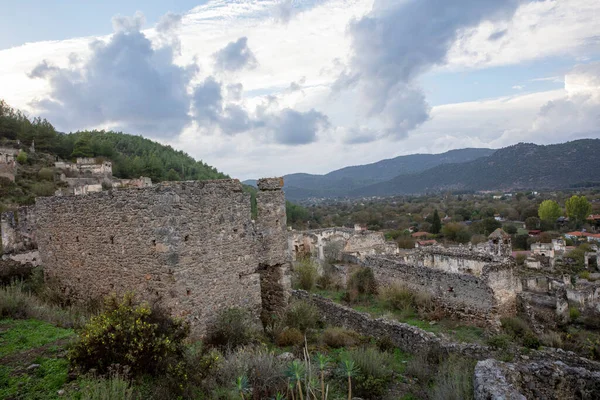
[{"x1": 35, "y1": 179, "x2": 290, "y2": 336}]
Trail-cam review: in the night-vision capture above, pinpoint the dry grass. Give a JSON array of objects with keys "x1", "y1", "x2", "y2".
[{"x1": 322, "y1": 327, "x2": 360, "y2": 348}]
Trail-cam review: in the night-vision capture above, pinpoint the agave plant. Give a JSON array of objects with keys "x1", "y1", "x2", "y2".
[
  {"x1": 315, "y1": 353, "x2": 330, "y2": 400},
  {"x1": 340, "y1": 359, "x2": 358, "y2": 400},
  {"x1": 286, "y1": 360, "x2": 306, "y2": 400},
  {"x1": 236, "y1": 375, "x2": 250, "y2": 400}
]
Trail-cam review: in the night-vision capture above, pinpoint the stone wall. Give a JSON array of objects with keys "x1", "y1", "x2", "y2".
[
  {"x1": 474, "y1": 358, "x2": 600, "y2": 400},
  {"x1": 0, "y1": 147, "x2": 18, "y2": 182},
  {"x1": 363, "y1": 255, "x2": 521, "y2": 321},
  {"x1": 1, "y1": 206, "x2": 37, "y2": 255},
  {"x1": 35, "y1": 178, "x2": 290, "y2": 336}
]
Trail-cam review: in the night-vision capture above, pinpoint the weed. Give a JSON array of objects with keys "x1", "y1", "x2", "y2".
[
  {"x1": 285, "y1": 300, "x2": 321, "y2": 333},
  {"x1": 205, "y1": 307, "x2": 257, "y2": 350},
  {"x1": 323, "y1": 327, "x2": 359, "y2": 348}
]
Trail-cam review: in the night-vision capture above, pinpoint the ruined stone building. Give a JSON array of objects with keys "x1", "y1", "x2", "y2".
[
  {"x1": 0, "y1": 206, "x2": 40, "y2": 266},
  {"x1": 0, "y1": 147, "x2": 19, "y2": 182},
  {"x1": 54, "y1": 157, "x2": 152, "y2": 196},
  {"x1": 33, "y1": 178, "x2": 290, "y2": 336},
  {"x1": 288, "y1": 227, "x2": 399, "y2": 262}
]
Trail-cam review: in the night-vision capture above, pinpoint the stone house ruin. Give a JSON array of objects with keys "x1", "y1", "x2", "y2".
[
  {"x1": 0, "y1": 147, "x2": 19, "y2": 182},
  {"x1": 54, "y1": 157, "x2": 152, "y2": 196},
  {"x1": 0, "y1": 206, "x2": 40, "y2": 266},
  {"x1": 34, "y1": 178, "x2": 291, "y2": 336},
  {"x1": 288, "y1": 227, "x2": 399, "y2": 262}
]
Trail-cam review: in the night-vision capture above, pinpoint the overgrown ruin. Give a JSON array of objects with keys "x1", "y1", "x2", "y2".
[{"x1": 33, "y1": 177, "x2": 290, "y2": 336}]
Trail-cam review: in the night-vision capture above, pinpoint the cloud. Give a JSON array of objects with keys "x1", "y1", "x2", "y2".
[
  {"x1": 531, "y1": 62, "x2": 600, "y2": 137},
  {"x1": 273, "y1": 0, "x2": 295, "y2": 24},
  {"x1": 226, "y1": 83, "x2": 244, "y2": 101},
  {"x1": 336, "y1": 0, "x2": 522, "y2": 141},
  {"x1": 261, "y1": 108, "x2": 329, "y2": 145},
  {"x1": 512, "y1": 85, "x2": 524, "y2": 90},
  {"x1": 29, "y1": 12, "x2": 195, "y2": 138},
  {"x1": 156, "y1": 12, "x2": 183, "y2": 33},
  {"x1": 488, "y1": 29, "x2": 508, "y2": 41},
  {"x1": 213, "y1": 37, "x2": 258, "y2": 72}
]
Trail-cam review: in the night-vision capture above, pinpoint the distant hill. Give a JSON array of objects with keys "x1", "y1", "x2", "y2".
[
  {"x1": 352, "y1": 140, "x2": 600, "y2": 197},
  {"x1": 244, "y1": 148, "x2": 495, "y2": 200}
]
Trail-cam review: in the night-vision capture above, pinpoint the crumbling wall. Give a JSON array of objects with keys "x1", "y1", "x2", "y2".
[
  {"x1": 403, "y1": 248, "x2": 491, "y2": 276},
  {"x1": 1, "y1": 206, "x2": 37, "y2": 255},
  {"x1": 474, "y1": 358, "x2": 600, "y2": 400},
  {"x1": 363, "y1": 254, "x2": 520, "y2": 321},
  {"x1": 0, "y1": 147, "x2": 18, "y2": 182},
  {"x1": 35, "y1": 178, "x2": 290, "y2": 336}
]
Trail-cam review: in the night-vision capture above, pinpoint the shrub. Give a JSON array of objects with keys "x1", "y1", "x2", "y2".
[
  {"x1": 294, "y1": 259, "x2": 318, "y2": 291},
  {"x1": 78, "y1": 373, "x2": 135, "y2": 400},
  {"x1": 378, "y1": 284, "x2": 414, "y2": 313},
  {"x1": 37, "y1": 167, "x2": 55, "y2": 181},
  {"x1": 205, "y1": 307, "x2": 257, "y2": 350},
  {"x1": 515, "y1": 253, "x2": 527, "y2": 266},
  {"x1": 347, "y1": 267, "x2": 377, "y2": 296},
  {"x1": 323, "y1": 327, "x2": 359, "y2": 348},
  {"x1": 16, "y1": 150, "x2": 27, "y2": 164},
  {"x1": 486, "y1": 334, "x2": 512, "y2": 350},
  {"x1": 285, "y1": 300, "x2": 321, "y2": 333},
  {"x1": 348, "y1": 347, "x2": 394, "y2": 398},
  {"x1": 429, "y1": 355, "x2": 475, "y2": 400},
  {"x1": 69, "y1": 293, "x2": 189, "y2": 377},
  {"x1": 30, "y1": 181, "x2": 56, "y2": 197},
  {"x1": 540, "y1": 331, "x2": 563, "y2": 348},
  {"x1": 501, "y1": 316, "x2": 530, "y2": 338},
  {"x1": 376, "y1": 336, "x2": 396, "y2": 353},
  {"x1": 276, "y1": 328, "x2": 304, "y2": 347},
  {"x1": 522, "y1": 332, "x2": 541, "y2": 349},
  {"x1": 569, "y1": 307, "x2": 581, "y2": 321}
]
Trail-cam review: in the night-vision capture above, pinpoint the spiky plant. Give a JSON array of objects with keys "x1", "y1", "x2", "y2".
[
  {"x1": 315, "y1": 353, "x2": 330, "y2": 400},
  {"x1": 286, "y1": 360, "x2": 306, "y2": 400},
  {"x1": 341, "y1": 359, "x2": 358, "y2": 400},
  {"x1": 236, "y1": 375, "x2": 250, "y2": 400}
]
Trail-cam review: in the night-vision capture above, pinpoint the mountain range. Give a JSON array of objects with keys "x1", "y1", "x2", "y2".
[{"x1": 244, "y1": 140, "x2": 600, "y2": 200}]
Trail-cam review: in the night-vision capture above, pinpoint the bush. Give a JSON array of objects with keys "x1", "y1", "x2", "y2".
[
  {"x1": 69, "y1": 293, "x2": 189, "y2": 377},
  {"x1": 37, "y1": 167, "x2": 55, "y2": 181},
  {"x1": 294, "y1": 259, "x2": 318, "y2": 291},
  {"x1": 515, "y1": 253, "x2": 527, "y2": 266},
  {"x1": 486, "y1": 334, "x2": 512, "y2": 350},
  {"x1": 276, "y1": 328, "x2": 304, "y2": 347},
  {"x1": 429, "y1": 355, "x2": 475, "y2": 400},
  {"x1": 323, "y1": 327, "x2": 359, "y2": 348},
  {"x1": 347, "y1": 267, "x2": 377, "y2": 296},
  {"x1": 16, "y1": 150, "x2": 27, "y2": 164},
  {"x1": 347, "y1": 347, "x2": 394, "y2": 398},
  {"x1": 501, "y1": 317, "x2": 530, "y2": 338},
  {"x1": 540, "y1": 331, "x2": 563, "y2": 348},
  {"x1": 522, "y1": 332, "x2": 541, "y2": 349},
  {"x1": 78, "y1": 373, "x2": 135, "y2": 400},
  {"x1": 205, "y1": 307, "x2": 257, "y2": 350},
  {"x1": 378, "y1": 284, "x2": 414, "y2": 313},
  {"x1": 285, "y1": 300, "x2": 321, "y2": 333},
  {"x1": 569, "y1": 307, "x2": 581, "y2": 321},
  {"x1": 30, "y1": 181, "x2": 56, "y2": 197}
]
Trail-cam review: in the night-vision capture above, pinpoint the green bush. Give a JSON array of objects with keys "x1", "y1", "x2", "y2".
[
  {"x1": 285, "y1": 300, "x2": 321, "y2": 333},
  {"x1": 429, "y1": 355, "x2": 475, "y2": 400},
  {"x1": 378, "y1": 284, "x2": 414, "y2": 313},
  {"x1": 569, "y1": 307, "x2": 581, "y2": 320},
  {"x1": 16, "y1": 150, "x2": 27, "y2": 164},
  {"x1": 37, "y1": 167, "x2": 55, "y2": 181},
  {"x1": 540, "y1": 331, "x2": 563, "y2": 348},
  {"x1": 205, "y1": 307, "x2": 257, "y2": 350},
  {"x1": 347, "y1": 347, "x2": 394, "y2": 398},
  {"x1": 500, "y1": 316, "x2": 530, "y2": 338},
  {"x1": 323, "y1": 327, "x2": 359, "y2": 348},
  {"x1": 69, "y1": 294, "x2": 189, "y2": 377},
  {"x1": 347, "y1": 267, "x2": 377, "y2": 299},
  {"x1": 294, "y1": 259, "x2": 318, "y2": 291},
  {"x1": 486, "y1": 334, "x2": 512, "y2": 350},
  {"x1": 78, "y1": 373, "x2": 135, "y2": 400},
  {"x1": 522, "y1": 332, "x2": 541, "y2": 349},
  {"x1": 276, "y1": 328, "x2": 304, "y2": 347}
]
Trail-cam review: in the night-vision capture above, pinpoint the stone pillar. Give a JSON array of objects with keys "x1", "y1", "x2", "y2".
[{"x1": 256, "y1": 178, "x2": 291, "y2": 325}]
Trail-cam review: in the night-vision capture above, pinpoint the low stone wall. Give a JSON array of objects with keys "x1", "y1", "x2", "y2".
[
  {"x1": 1, "y1": 206, "x2": 37, "y2": 255},
  {"x1": 474, "y1": 358, "x2": 600, "y2": 400}
]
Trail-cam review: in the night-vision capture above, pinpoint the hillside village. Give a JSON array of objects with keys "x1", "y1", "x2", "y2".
[{"x1": 2, "y1": 120, "x2": 600, "y2": 398}]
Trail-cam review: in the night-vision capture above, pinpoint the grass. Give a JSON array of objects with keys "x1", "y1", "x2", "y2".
[
  {"x1": 0, "y1": 319, "x2": 74, "y2": 358},
  {"x1": 0, "y1": 319, "x2": 75, "y2": 399}
]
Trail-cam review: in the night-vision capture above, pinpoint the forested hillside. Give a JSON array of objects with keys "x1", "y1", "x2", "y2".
[
  {"x1": 354, "y1": 140, "x2": 600, "y2": 197},
  {"x1": 0, "y1": 100, "x2": 227, "y2": 208}
]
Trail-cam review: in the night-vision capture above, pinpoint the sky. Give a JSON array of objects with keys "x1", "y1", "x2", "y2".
[{"x1": 1, "y1": 0, "x2": 599, "y2": 180}]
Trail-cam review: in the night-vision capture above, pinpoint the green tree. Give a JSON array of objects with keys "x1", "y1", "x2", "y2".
[
  {"x1": 538, "y1": 200, "x2": 562, "y2": 223},
  {"x1": 431, "y1": 209, "x2": 441, "y2": 234},
  {"x1": 165, "y1": 168, "x2": 180, "y2": 181},
  {"x1": 525, "y1": 216, "x2": 540, "y2": 230},
  {"x1": 565, "y1": 195, "x2": 592, "y2": 227},
  {"x1": 71, "y1": 133, "x2": 94, "y2": 158}
]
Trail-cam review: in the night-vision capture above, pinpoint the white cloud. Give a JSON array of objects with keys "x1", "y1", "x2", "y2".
[{"x1": 0, "y1": 0, "x2": 599, "y2": 180}]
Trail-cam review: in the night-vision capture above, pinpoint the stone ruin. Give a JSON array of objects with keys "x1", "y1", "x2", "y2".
[
  {"x1": 22, "y1": 177, "x2": 290, "y2": 336},
  {"x1": 0, "y1": 146, "x2": 19, "y2": 182},
  {"x1": 54, "y1": 157, "x2": 152, "y2": 196},
  {"x1": 0, "y1": 205, "x2": 40, "y2": 267},
  {"x1": 288, "y1": 227, "x2": 399, "y2": 262}
]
